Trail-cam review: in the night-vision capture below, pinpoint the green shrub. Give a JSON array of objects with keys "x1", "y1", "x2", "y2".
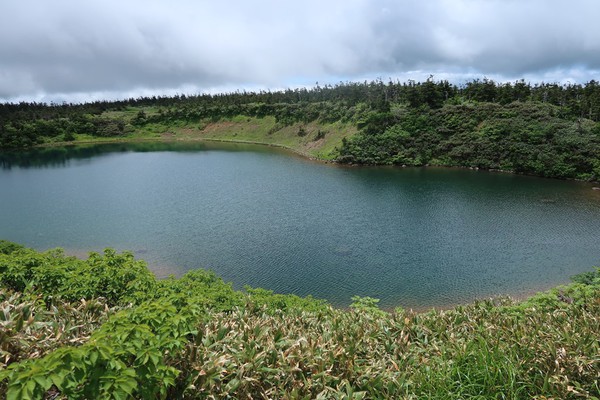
[
  {"x1": 0, "y1": 246, "x2": 156, "y2": 306},
  {"x1": 571, "y1": 267, "x2": 600, "y2": 285},
  {"x1": 0, "y1": 299, "x2": 195, "y2": 399},
  {"x1": 0, "y1": 241, "x2": 24, "y2": 255}
]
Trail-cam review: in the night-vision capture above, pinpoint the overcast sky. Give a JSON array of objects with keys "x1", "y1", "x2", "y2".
[{"x1": 1, "y1": 0, "x2": 599, "y2": 103}]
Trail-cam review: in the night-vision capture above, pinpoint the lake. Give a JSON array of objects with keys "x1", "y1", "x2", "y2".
[{"x1": 1, "y1": 141, "x2": 599, "y2": 309}]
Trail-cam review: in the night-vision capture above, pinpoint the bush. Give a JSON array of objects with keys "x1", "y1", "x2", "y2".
[
  {"x1": 0, "y1": 241, "x2": 24, "y2": 255},
  {"x1": 0, "y1": 246, "x2": 156, "y2": 306}
]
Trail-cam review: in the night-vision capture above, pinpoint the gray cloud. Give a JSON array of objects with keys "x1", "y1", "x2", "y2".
[{"x1": 1, "y1": 0, "x2": 599, "y2": 102}]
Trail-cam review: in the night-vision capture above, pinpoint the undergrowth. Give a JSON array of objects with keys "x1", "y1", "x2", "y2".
[{"x1": 0, "y1": 241, "x2": 598, "y2": 399}]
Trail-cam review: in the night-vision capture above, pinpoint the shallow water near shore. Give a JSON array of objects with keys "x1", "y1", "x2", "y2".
[{"x1": 1, "y1": 142, "x2": 599, "y2": 309}]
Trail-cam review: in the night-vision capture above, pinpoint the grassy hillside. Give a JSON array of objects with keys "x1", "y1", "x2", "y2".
[
  {"x1": 95, "y1": 113, "x2": 358, "y2": 160},
  {"x1": 1, "y1": 241, "x2": 599, "y2": 399}
]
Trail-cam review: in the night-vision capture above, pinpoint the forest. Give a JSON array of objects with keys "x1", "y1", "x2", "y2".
[
  {"x1": 1, "y1": 78, "x2": 599, "y2": 181},
  {"x1": 1, "y1": 241, "x2": 599, "y2": 399}
]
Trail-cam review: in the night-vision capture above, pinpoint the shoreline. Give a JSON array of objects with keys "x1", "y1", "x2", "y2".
[
  {"x1": 60, "y1": 246, "x2": 578, "y2": 314},
  {"x1": 35, "y1": 136, "x2": 328, "y2": 163},
  {"x1": 29, "y1": 136, "x2": 599, "y2": 185}
]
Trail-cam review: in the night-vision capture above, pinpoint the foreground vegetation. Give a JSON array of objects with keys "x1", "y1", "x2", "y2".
[
  {"x1": 1, "y1": 241, "x2": 599, "y2": 399},
  {"x1": 2, "y1": 79, "x2": 600, "y2": 179}
]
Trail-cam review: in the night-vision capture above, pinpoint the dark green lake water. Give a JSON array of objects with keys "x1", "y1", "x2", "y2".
[{"x1": 1, "y1": 142, "x2": 599, "y2": 309}]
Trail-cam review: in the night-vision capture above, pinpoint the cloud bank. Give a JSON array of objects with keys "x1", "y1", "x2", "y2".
[{"x1": 1, "y1": 0, "x2": 599, "y2": 102}]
